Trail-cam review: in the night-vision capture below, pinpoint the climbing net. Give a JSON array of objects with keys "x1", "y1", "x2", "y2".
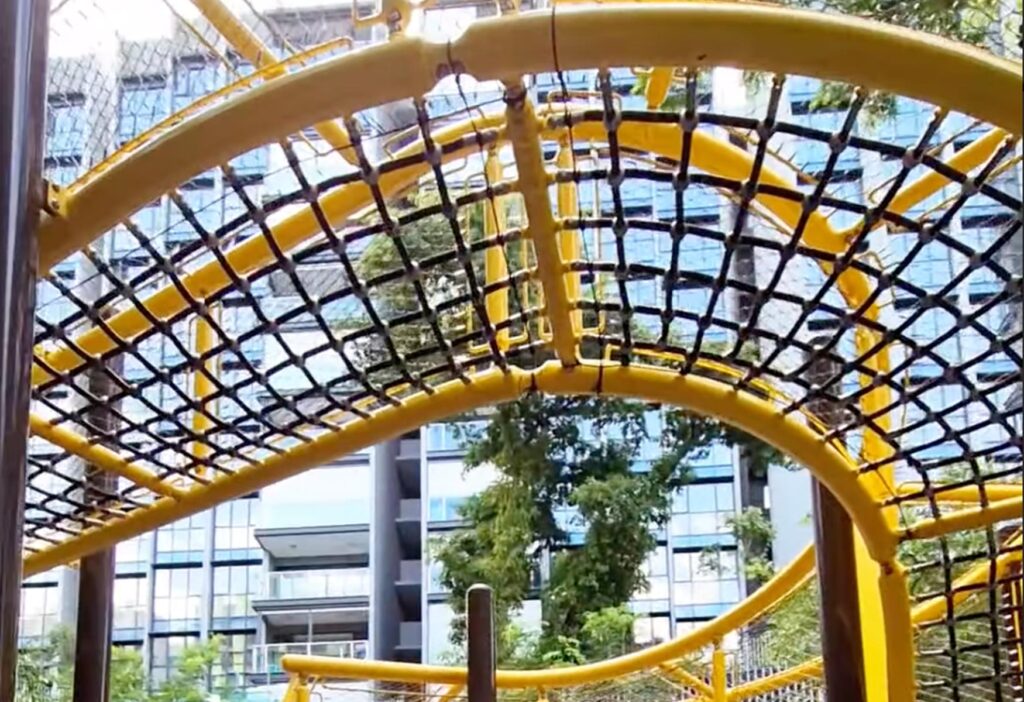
[{"x1": 30, "y1": 0, "x2": 1024, "y2": 698}]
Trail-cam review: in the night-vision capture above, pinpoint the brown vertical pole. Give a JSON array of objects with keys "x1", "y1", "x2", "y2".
[
  {"x1": 72, "y1": 346, "x2": 122, "y2": 702},
  {"x1": 466, "y1": 585, "x2": 496, "y2": 702},
  {"x1": 0, "y1": 0, "x2": 48, "y2": 699},
  {"x1": 806, "y1": 338, "x2": 866, "y2": 702}
]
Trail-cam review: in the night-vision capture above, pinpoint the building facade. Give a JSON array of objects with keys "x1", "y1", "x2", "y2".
[{"x1": 23, "y1": 1, "x2": 1021, "y2": 700}]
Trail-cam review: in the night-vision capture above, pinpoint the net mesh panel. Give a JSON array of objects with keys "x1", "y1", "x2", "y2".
[{"x1": 32, "y1": 1, "x2": 1024, "y2": 699}]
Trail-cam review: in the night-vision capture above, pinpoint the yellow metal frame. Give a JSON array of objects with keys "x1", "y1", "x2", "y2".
[
  {"x1": 36, "y1": 2, "x2": 1022, "y2": 274},
  {"x1": 26, "y1": 6, "x2": 1023, "y2": 700},
  {"x1": 504, "y1": 84, "x2": 577, "y2": 365},
  {"x1": 281, "y1": 542, "x2": 815, "y2": 688}
]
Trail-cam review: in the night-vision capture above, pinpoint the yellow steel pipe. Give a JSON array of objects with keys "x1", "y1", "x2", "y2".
[
  {"x1": 188, "y1": 0, "x2": 355, "y2": 160},
  {"x1": 849, "y1": 127, "x2": 1013, "y2": 242},
  {"x1": 37, "y1": 3, "x2": 1022, "y2": 274},
  {"x1": 711, "y1": 644, "x2": 727, "y2": 702},
  {"x1": 895, "y1": 481, "x2": 1023, "y2": 505},
  {"x1": 731, "y1": 532, "x2": 1024, "y2": 700},
  {"x1": 190, "y1": 312, "x2": 217, "y2": 472},
  {"x1": 285, "y1": 541, "x2": 816, "y2": 689},
  {"x1": 483, "y1": 148, "x2": 511, "y2": 351},
  {"x1": 727, "y1": 658, "x2": 823, "y2": 701},
  {"x1": 903, "y1": 496, "x2": 1024, "y2": 541},
  {"x1": 505, "y1": 86, "x2": 577, "y2": 365},
  {"x1": 659, "y1": 663, "x2": 714, "y2": 698},
  {"x1": 555, "y1": 138, "x2": 583, "y2": 333},
  {"x1": 644, "y1": 67, "x2": 675, "y2": 110},
  {"x1": 33, "y1": 113, "x2": 854, "y2": 387},
  {"x1": 28, "y1": 414, "x2": 186, "y2": 500},
  {"x1": 912, "y1": 531, "x2": 1022, "y2": 625},
  {"x1": 26, "y1": 366, "x2": 860, "y2": 581}
]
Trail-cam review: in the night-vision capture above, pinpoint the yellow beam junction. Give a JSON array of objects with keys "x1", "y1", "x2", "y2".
[
  {"x1": 188, "y1": 0, "x2": 355, "y2": 160},
  {"x1": 504, "y1": 84, "x2": 577, "y2": 365}
]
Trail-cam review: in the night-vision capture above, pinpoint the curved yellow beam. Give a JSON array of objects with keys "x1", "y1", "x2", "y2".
[
  {"x1": 912, "y1": 531, "x2": 1022, "y2": 625},
  {"x1": 31, "y1": 112, "x2": 849, "y2": 387},
  {"x1": 28, "y1": 414, "x2": 187, "y2": 500},
  {"x1": 728, "y1": 530, "x2": 1024, "y2": 700},
  {"x1": 36, "y1": 2, "x2": 1022, "y2": 272},
  {"x1": 28, "y1": 365, "x2": 873, "y2": 567},
  {"x1": 188, "y1": 0, "x2": 355, "y2": 160},
  {"x1": 895, "y1": 481, "x2": 1023, "y2": 505},
  {"x1": 284, "y1": 541, "x2": 815, "y2": 688},
  {"x1": 902, "y1": 497, "x2": 1024, "y2": 541}
]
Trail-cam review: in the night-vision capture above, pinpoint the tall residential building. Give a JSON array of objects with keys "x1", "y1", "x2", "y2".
[{"x1": 23, "y1": 2, "x2": 1021, "y2": 700}]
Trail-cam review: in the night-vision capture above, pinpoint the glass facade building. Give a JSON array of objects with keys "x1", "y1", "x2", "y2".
[{"x1": 23, "y1": 1, "x2": 1021, "y2": 698}]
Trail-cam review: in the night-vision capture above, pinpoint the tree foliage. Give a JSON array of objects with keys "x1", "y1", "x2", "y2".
[
  {"x1": 636, "y1": 0, "x2": 1020, "y2": 122},
  {"x1": 15, "y1": 628, "x2": 227, "y2": 702},
  {"x1": 434, "y1": 394, "x2": 784, "y2": 660}
]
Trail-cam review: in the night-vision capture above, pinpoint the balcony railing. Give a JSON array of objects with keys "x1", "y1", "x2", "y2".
[
  {"x1": 249, "y1": 640, "x2": 368, "y2": 678},
  {"x1": 263, "y1": 568, "x2": 370, "y2": 600}
]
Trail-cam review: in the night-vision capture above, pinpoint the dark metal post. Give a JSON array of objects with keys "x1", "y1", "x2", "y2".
[
  {"x1": 0, "y1": 0, "x2": 48, "y2": 699},
  {"x1": 72, "y1": 349, "x2": 122, "y2": 702},
  {"x1": 466, "y1": 585, "x2": 496, "y2": 702},
  {"x1": 806, "y1": 340, "x2": 866, "y2": 702}
]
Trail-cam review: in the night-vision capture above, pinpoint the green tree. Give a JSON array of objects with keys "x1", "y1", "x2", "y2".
[
  {"x1": 152, "y1": 636, "x2": 228, "y2": 702},
  {"x1": 15, "y1": 627, "x2": 146, "y2": 702},
  {"x1": 15, "y1": 627, "x2": 226, "y2": 702},
  {"x1": 637, "y1": 1, "x2": 1020, "y2": 120},
  {"x1": 433, "y1": 394, "x2": 783, "y2": 660}
]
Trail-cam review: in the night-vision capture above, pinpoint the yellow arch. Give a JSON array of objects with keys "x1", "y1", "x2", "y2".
[{"x1": 36, "y1": 2, "x2": 1022, "y2": 272}]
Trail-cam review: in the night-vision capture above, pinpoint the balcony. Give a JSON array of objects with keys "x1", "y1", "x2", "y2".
[
  {"x1": 248, "y1": 640, "x2": 368, "y2": 683},
  {"x1": 251, "y1": 568, "x2": 371, "y2": 624},
  {"x1": 267, "y1": 568, "x2": 370, "y2": 600}
]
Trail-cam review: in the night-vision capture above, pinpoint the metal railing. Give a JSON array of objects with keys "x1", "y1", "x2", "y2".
[
  {"x1": 263, "y1": 568, "x2": 370, "y2": 600},
  {"x1": 249, "y1": 640, "x2": 369, "y2": 679}
]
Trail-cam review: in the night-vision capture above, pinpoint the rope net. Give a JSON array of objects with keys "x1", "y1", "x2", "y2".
[{"x1": 30, "y1": 0, "x2": 1024, "y2": 698}]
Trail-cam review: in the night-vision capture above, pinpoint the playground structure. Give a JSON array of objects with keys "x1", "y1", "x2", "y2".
[{"x1": 1, "y1": 0, "x2": 1022, "y2": 700}]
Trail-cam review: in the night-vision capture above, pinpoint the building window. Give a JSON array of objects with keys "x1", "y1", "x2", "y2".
[
  {"x1": 172, "y1": 57, "x2": 221, "y2": 111},
  {"x1": 118, "y1": 76, "x2": 169, "y2": 143},
  {"x1": 634, "y1": 615, "x2": 671, "y2": 646},
  {"x1": 156, "y1": 515, "x2": 207, "y2": 563},
  {"x1": 634, "y1": 546, "x2": 670, "y2": 607},
  {"x1": 212, "y1": 564, "x2": 262, "y2": 629},
  {"x1": 150, "y1": 635, "x2": 198, "y2": 686},
  {"x1": 113, "y1": 576, "x2": 148, "y2": 638},
  {"x1": 425, "y1": 421, "x2": 486, "y2": 452},
  {"x1": 46, "y1": 92, "x2": 87, "y2": 157},
  {"x1": 214, "y1": 498, "x2": 260, "y2": 560},
  {"x1": 672, "y1": 550, "x2": 740, "y2": 619},
  {"x1": 670, "y1": 483, "x2": 736, "y2": 548},
  {"x1": 115, "y1": 533, "x2": 152, "y2": 574},
  {"x1": 169, "y1": 178, "x2": 218, "y2": 242},
  {"x1": 152, "y1": 567, "x2": 204, "y2": 632},
  {"x1": 18, "y1": 585, "x2": 60, "y2": 643},
  {"x1": 212, "y1": 632, "x2": 256, "y2": 690}
]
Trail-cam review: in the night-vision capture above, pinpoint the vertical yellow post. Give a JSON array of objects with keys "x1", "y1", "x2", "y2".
[
  {"x1": 283, "y1": 677, "x2": 311, "y2": 702},
  {"x1": 854, "y1": 325, "x2": 913, "y2": 702},
  {"x1": 504, "y1": 82, "x2": 577, "y2": 366},
  {"x1": 191, "y1": 311, "x2": 217, "y2": 474},
  {"x1": 555, "y1": 139, "x2": 582, "y2": 333},
  {"x1": 712, "y1": 641, "x2": 727, "y2": 702},
  {"x1": 644, "y1": 67, "x2": 674, "y2": 109},
  {"x1": 484, "y1": 148, "x2": 510, "y2": 351}
]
